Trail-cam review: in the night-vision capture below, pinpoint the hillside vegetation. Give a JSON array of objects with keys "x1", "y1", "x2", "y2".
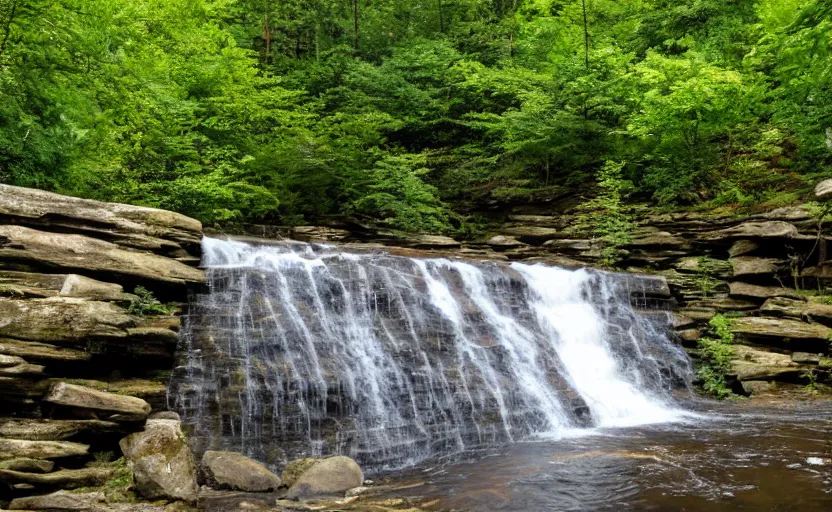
[{"x1": 1, "y1": 0, "x2": 830, "y2": 232}]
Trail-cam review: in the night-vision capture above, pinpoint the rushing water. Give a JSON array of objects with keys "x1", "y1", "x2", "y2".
[{"x1": 171, "y1": 238, "x2": 692, "y2": 471}]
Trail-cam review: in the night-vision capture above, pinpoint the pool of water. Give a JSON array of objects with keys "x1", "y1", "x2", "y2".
[{"x1": 384, "y1": 399, "x2": 832, "y2": 511}]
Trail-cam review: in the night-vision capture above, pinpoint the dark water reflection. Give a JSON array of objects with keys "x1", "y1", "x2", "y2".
[{"x1": 389, "y1": 400, "x2": 832, "y2": 511}]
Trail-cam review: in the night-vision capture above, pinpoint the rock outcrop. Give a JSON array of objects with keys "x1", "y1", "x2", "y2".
[{"x1": 201, "y1": 451, "x2": 282, "y2": 492}]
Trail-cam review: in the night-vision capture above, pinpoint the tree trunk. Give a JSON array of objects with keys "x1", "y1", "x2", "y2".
[
  {"x1": 437, "y1": 0, "x2": 444, "y2": 33},
  {"x1": 0, "y1": 0, "x2": 19, "y2": 59},
  {"x1": 263, "y1": 13, "x2": 272, "y2": 64},
  {"x1": 581, "y1": 0, "x2": 589, "y2": 68},
  {"x1": 353, "y1": 0, "x2": 359, "y2": 51}
]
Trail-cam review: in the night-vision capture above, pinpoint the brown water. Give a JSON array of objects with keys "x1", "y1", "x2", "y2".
[{"x1": 385, "y1": 399, "x2": 832, "y2": 511}]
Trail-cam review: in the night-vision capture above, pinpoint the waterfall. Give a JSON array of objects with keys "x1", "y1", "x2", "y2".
[{"x1": 170, "y1": 238, "x2": 692, "y2": 471}]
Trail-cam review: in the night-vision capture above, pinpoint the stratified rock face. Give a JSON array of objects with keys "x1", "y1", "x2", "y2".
[
  {"x1": 707, "y1": 221, "x2": 798, "y2": 240},
  {"x1": 0, "y1": 419, "x2": 122, "y2": 441},
  {"x1": 0, "y1": 457, "x2": 55, "y2": 473},
  {"x1": 730, "y1": 346, "x2": 803, "y2": 381},
  {"x1": 119, "y1": 419, "x2": 199, "y2": 503},
  {"x1": 202, "y1": 451, "x2": 282, "y2": 492},
  {"x1": 0, "y1": 225, "x2": 205, "y2": 295},
  {"x1": 44, "y1": 383, "x2": 151, "y2": 422},
  {"x1": 0, "y1": 297, "x2": 134, "y2": 343},
  {"x1": 0, "y1": 184, "x2": 202, "y2": 256},
  {"x1": 286, "y1": 456, "x2": 363, "y2": 500},
  {"x1": 0, "y1": 466, "x2": 113, "y2": 490},
  {"x1": 730, "y1": 317, "x2": 832, "y2": 341}
]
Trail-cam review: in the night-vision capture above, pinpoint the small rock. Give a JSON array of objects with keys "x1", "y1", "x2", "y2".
[
  {"x1": 202, "y1": 451, "x2": 281, "y2": 492},
  {"x1": 286, "y1": 456, "x2": 364, "y2": 500},
  {"x1": 345, "y1": 486, "x2": 372, "y2": 497},
  {"x1": 791, "y1": 352, "x2": 821, "y2": 364},
  {"x1": 119, "y1": 419, "x2": 199, "y2": 504},
  {"x1": 44, "y1": 382, "x2": 151, "y2": 422}
]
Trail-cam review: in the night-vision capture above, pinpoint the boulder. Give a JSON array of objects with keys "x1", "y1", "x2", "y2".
[
  {"x1": 281, "y1": 458, "x2": 319, "y2": 488},
  {"x1": 730, "y1": 317, "x2": 832, "y2": 341},
  {"x1": 201, "y1": 451, "x2": 282, "y2": 492},
  {"x1": 730, "y1": 345, "x2": 803, "y2": 381},
  {"x1": 119, "y1": 419, "x2": 199, "y2": 503},
  {"x1": 286, "y1": 456, "x2": 363, "y2": 500},
  {"x1": 728, "y1": 282, "x2": 802, "y2": 301},
  {"x1": 8, "y1": 490, "x2": 107, "y2": 511},
  {"x1": 708, "y1": 221, "x2": 798, "y2": 240},
  {"x1": 0, "y1": 439, "x2": 88, "y2": 460},
  {"x1": 44, "y1": 382, "x2": 151, "y2": 422},
  {"x1": 0, "y1": 297, "x2": 133, "y2": 344},
  {"x1": 0, "y1": 419, "x2": 122, "y2": 441},
  {"x1": 0, "y1": 458, "x2": 54, "y2": 473},
  {"x1": 815, "y1": 179, "x2": 832, "y2": 200},
  {"x1": 0, "y1": 226, "x2": 205, "y2": 294},
  {"x1": 729, "y1": 257, "x2": 780, "y2": 277},
  {"x1": 0, "y1": 467, "x2": 112, "y2": 489}
]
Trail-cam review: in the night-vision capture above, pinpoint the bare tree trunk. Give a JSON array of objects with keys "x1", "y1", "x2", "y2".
[
  {"x1": 581, "y1": 0, "x2": 589, "y2": 68},
  {"x1": 263, "y1": 13, "x2": 272, "y2": 64},
  {"x1": 352, "y1": 0, "x2": 359, "y2": 51},
  {"x1": 0, "y1": 0, "x2": 19, "y2": 59},
  {"x1": 437, "y1": 0, "x2": 444, "y2": 33}
]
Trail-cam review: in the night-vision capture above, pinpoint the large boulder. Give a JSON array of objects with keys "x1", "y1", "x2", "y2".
[
  {"x1": 201, "y1": 451, "x2": 282, "y2": 492},
  {"x1": 280, "y1": 458, "x2": 319, "y2": 488},
  {"x1": 44, "y1": 383, "x2": 151, "y2": 422},
  {"x1": 0, "y1": 439, "x2": 88, "y2": 460},
  {"x1": 119, "y1": 419, "x2": 199, "y2": 503},
  {"x1": 285, "y1": 456, "x2": 363, "y2": 500}
]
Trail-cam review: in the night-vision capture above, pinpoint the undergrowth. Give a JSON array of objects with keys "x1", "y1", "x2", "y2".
[
  {"x1": 128, "y1": 286, "x2": 175, "y2": 316},
  {"x1": 696, "y1": 314, "x2": 736, "y2": 399}
]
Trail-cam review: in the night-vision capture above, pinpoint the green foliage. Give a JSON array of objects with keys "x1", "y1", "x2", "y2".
[
  {"x1": 693, "y1": 257, "x2": 721, "y2": 296},
  {"x1": 576, "y1": 160, "x2": 634, "y2": 267},
  {"x1": 1, "y1": 0, "x2": 831, "y2": 230},
  {"x1": 128, "y1": 286, "x2": 175, "y2": 317},
  {"x1": 696, "y1": 314, "x2": 736, "y2": 399}
]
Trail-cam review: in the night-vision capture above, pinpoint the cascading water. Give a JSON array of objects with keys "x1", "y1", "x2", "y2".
[{"x1": 170, "y1": 237, "x2": 692, "y2": 471}]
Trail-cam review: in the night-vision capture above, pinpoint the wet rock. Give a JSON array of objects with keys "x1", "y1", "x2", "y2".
[
  {"x1": 8, "y1": 490, "x2": 106, "y2": 511},
  {"x1": 730, "y1": 346, "x2": 803, "y2": 381},
  {"x1": 730, "y1": 317, "x2": 832, "y2": 341},
  {"x1": 815, "y1": 179, "x2": 832, "y2": 200},
  {"x1": 729, "y1": 257, "x2": 781, "y2": 277},
  {"x1": 201, "y1": 451, "x2": 281, "y2": 492},
  {"x1": 281, "y1": 458, "x2": 318, "y2": 488},
  {"x1": 0, "y1": 438, "x2": 89, "y2": 460},
  {"x1": 286, "y1": 456, "x2": 363, "y2": 500},
  {"x1": 0, "y1": 466, "x2": 113, "y2": 489},
  {"x1": 728, "y1": 282, "x2": 802, "y2": 301},
  {"x1": 0, "y1": 225, "x2": 205, "y2": 294},
  {"x1": 0, "y1": 458, "x2": 54, "y2": 473},
  {"x1": 44, "y1": 382, "x2": 151, "y2": 422},
  {"x1": 119, "y1": 419, "x2": 199, "y2": 503}
]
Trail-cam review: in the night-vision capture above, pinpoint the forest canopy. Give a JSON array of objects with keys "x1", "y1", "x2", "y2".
[{"x1": 1, "y1": 0, "x2": 830, "y2": 233}]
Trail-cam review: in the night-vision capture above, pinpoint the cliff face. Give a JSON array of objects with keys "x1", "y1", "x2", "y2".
[
  {"x1": 235, "y1": 198, "x2": 832, "y2": 396},
  {"x1": 0, "y1": 184, "x2": 204, "y2": 456}
]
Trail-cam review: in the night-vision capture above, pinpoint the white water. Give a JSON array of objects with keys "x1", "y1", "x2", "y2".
[{"x1": 172, "y1": 238, "x2": 691, "y2": 470}]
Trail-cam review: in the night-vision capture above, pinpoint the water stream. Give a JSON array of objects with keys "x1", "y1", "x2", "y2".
[{"x1": 171, "y1": 238, "x2": 691, "y2": 471}]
